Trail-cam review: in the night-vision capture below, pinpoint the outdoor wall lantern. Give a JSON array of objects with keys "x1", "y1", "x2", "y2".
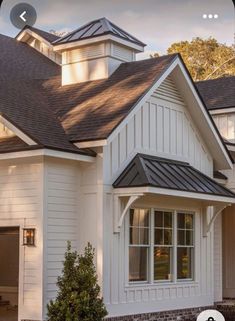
[{"x1": 23, "y1": 228, "x2": 35, "y2": 246}]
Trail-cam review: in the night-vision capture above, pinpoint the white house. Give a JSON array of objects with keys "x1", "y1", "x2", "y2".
[{"x1": 0, "y1": 18, "x2": 235, "y2": 321}]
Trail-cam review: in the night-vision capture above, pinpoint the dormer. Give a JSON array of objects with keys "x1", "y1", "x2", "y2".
[
  {"x1": 53, "y1": 18, "x2": 146, "y2": 85},
  {"x1": 16, "y1": 26, "x2": 62, "y2": 65}
]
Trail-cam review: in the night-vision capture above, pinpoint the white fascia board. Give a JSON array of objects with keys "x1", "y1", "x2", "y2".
[
  {"x1": 0, "y1": 115, "x2": 37, "y2": 145},
  {"x1": 53, "y1": 35, "x2": 144, "y2": 52},
  {"x1": 75, "y1": 140, "x2": 108, "y2": 148},
  {"x1": 107, "y1": 57, "x2": 179, "y2": 143},
  {"x1": 173, "y1": 60, "x2": 232, "y2": 169},
  {"x1": 16, "y1": 29, "x2": 53, "y2": 48},
  {"x1": 0, "y1": 148, "x2": 94, "y2": 162},
  {"x1": 210, "y1": 107, "x2": 235, "y2": 115},
  {"x1": 226, "y1": 144, "x2": 235, "y2": 152},
  {"x1": 114, "y1": 186, "x2": 235, "y2": 204}
]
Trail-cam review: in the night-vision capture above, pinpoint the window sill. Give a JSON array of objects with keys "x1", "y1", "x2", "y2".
[{"x1": 125, "y1": 280, "x2": 199, "y2": 289}]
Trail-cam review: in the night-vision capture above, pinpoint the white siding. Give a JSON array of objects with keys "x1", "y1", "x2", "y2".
[
  {"x1": 43, "y1": 156, "x2": 104, "y2": 318},
  {"x1": 0, "y1": 160, "x2": 43, "y2": 321},
  {"x1": 102, "y1": 75, "x2": 216, "y2": 316},
  {"x1": 105, "y1": 76, "x2": 213, "y2": 185},
  {"x1": 43, "y1": 159, "x2": 79, "y2": 311},
  {"x1": 213, "y1": 113, "x2": 235, "y2": 143}
]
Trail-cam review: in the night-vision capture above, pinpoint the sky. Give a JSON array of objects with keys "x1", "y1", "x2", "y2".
[{"x1": 0, "y1": 0, "x2": 234, "y2": 58}]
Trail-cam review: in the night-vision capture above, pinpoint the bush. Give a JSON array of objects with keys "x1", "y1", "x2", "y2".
[{"x1": 47, "y1": 242, "x2": 108, "y2": 321}]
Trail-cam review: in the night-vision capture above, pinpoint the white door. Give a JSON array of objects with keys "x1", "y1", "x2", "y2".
[{"x1": 223, "y1": 205, "x2": 235, "y2": 298}]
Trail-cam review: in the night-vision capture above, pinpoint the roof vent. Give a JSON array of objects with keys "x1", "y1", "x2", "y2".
[{"x1": 53, "y1": 18, "x2": 145, "y2": 85}]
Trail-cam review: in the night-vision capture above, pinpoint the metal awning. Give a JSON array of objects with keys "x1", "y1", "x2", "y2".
[
  {"x1": 113, "y1": 154, "x2": 235, "y2": 199},
  {"x1": 112, "y1": 154, "x2": 235, "y2": 234}
]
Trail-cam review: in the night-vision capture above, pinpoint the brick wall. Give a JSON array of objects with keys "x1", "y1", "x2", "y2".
[{"x1": 105, "y1": 306, "x2": 214, "y2": 321}]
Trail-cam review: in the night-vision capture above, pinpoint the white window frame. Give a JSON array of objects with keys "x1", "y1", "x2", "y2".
[{"x1": 126, "y1": 207, "x2": 195, "y2": 286}]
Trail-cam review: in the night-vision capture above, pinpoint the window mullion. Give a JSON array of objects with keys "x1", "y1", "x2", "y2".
[
  {"x1": 149, "y1": 208, "x2": 154, "y2": 284},
  {"x1": 173, "y1": 210, "x2": 177, "y2": 283}
]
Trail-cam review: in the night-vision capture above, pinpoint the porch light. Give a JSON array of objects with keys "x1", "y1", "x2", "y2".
[{"x1": 23, "y1": 228, "x2": 35, "y2": 246}]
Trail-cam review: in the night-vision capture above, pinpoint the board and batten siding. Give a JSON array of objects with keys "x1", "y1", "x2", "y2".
[
  {"x1": 102, "y1": 76, "x2": 216, "y2": 316},
  {"x1": 0, "y1": 160, "x2": 44, "y2": 321},
  {"x1": 104, "y1": 76, "x2": 213, "y2": 185},
  {"x1": 103, "y1": 194, "x2": 215, "y2": 316}
]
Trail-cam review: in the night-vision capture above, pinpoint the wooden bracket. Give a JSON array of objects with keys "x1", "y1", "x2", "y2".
[
  {"x1": 113, "y1": 193, "x2": 144, "y2": 233},
  {"x1": 203, "y1": 204, "x2": 230, "y2": 237}
]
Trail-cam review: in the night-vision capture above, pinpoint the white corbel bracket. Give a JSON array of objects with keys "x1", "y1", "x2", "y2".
[
  {"x1": 203, "y1": 204, "x2": 231, "y2": 237},
  {"x1": 114, "y1": 193, "x2": 144, "y2": 233}
]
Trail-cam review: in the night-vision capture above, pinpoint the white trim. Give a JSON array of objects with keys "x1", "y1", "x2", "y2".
[
  {"x1": 16, "y1": 29, "x2": 53, "y2": 48},
  {"x1": 114, "y1": 194, "x2": 143, "y2": 233},
  {"x1": 176, "y1": 59, "x2": 232, "y2": 169},
  {"x1": 203, "y1": 204, "x2": 230, "y2": 237},
  {"x1": 114, "y1": 186, "x2": 235, "y2": 204},
  {"x1": 0, "y1": 148, "x2": 94, "y2": 162},
  {"x1": 0, "y1": 115, "x2": 37, "y2": 145},
  {"x1": 210, "y1": 107, "x2": 235, "y2": 115},
  {"x1": 53, "y1": 35, "x2": 144, "y2": 52},
  {"x1": 75, "y1": 139, "x2": 108, "y2": 148}
]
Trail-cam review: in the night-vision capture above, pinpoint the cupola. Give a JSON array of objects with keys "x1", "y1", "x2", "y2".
[{"x1": 53, "y1": 18, "x2": 145, "y2": 85}]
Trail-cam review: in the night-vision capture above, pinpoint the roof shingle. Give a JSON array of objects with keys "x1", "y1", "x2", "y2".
[{"x1": 196, "y1": 76, "x2": 235, "y2": 110}]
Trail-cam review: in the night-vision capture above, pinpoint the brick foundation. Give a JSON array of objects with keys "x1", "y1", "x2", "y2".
[
  {"x1": 105, "y1": 306, "x2": 214, "y2": 321},
  {"x1": 216, "y1": 302, "x2": 235, "y2": 321}
]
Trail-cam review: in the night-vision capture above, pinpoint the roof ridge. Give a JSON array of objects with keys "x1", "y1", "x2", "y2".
[{"x1": 53, "y1": 17, "x2": 145, "y2": 46}]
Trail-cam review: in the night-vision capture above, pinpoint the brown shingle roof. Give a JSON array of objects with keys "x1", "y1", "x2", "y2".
[
  {"x1": 26, "y1": 26, "x2": 60, "y2": 43},
  {"x1": 16, "y1": 26, "x2": 60, "y2": 43},
  {"x1": 196, "y1": 76, "x2": 235, "y2": 110},
  {"x1": 0, "y1": 34, "x2": 93, "y2": 155},
  {"x1": 42, "y1": 55, "x2": 178, "y2": 142},
  {"x1": 0, "y1": 34, "x2": 60, "y2": 81}
]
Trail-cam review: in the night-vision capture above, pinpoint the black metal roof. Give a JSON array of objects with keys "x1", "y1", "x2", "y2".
[
  {"x1": 53, "y1": 17, "x2": 146, "y2": 46},
  {"x1": 113, "y1": 154, "x2": 235, "y2": 198}
]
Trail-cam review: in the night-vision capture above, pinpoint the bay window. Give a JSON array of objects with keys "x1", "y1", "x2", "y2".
[{"x1": 128, "y1": 208, "x2": 195, "y2": 283}]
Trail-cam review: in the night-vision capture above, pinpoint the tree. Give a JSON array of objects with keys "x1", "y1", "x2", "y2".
[
  {"x1": 47, "y1": 242, "x2": 108, "y2": 321},
  {"x1": 151, "y1": 37, "x2": 235, "y2": 81}
]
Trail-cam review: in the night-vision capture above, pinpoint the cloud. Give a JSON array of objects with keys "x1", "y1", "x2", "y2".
[{"x1": 0, "y1": 0, "x2": 234, "y2": 52}]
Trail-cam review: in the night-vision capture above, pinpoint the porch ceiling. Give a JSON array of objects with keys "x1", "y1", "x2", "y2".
[{"x1": 113, "y1": 154, "x2": 235, "y2": 201}]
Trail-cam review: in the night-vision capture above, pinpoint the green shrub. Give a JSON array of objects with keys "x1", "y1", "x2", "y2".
[{"x1": 47, "y1": 242, "x2": 108, "y2": 321}]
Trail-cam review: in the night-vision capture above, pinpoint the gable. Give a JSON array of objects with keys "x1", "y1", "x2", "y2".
[
  {"x1": 16, "y1": 29, "x2": 62, "y2": 65},
  {"x1": 0, "y1": 116, "x2": 37, "y2": 146},
  {"x1": 104, "y1": 75, "x2": 214, "y2": 183}
]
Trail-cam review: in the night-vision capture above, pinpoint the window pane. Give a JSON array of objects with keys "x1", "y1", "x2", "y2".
[
  {"x1": 139, "y1": 209, "x2": 149, "y2": 227},
  {"x1": 186, "y1": 230, "x2": 193, "y2": 246},
  {"x1": 139, "y1": 228, "x2": 149, "y2": 245},
  {"x1": 177, "y1": 247, "x2": 193, "y2": 279},
  {"x1": 155, "y1": 228, "x2": 163, "y2": 245},
  {"x1": 177, "y1": 213, "x2": 185, "y2": 229},
  {"x1": 154, "y1": 247, "x2": 172, "y2": 281},
  {"x1": 154, "y1": 211, "x2": 163, "y2": 227},
  {"x1": 129, "y1": 228, "x2": 139, "y2": 245},
  {"x1": 185, "y1": 214, "x2": 193, "y2": 229},
  {"x1": 164, "y1": 229, "x2": 173, "y2": 245},
  {"x1": 130, "y1": 209, "x2": 137, "y2": 226},
  {"x1": 129, "y1": 247, "x2": 148, "y2": 282},
  {"x1": 178, "y1": 229, "x2": 185, "y2": 245},
  {"x1": 130, "y1": 209, "x2": 149, "y2": 227},
  {"x1": 164, "y1": 212, "x2": 173, "y2": 228}
]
